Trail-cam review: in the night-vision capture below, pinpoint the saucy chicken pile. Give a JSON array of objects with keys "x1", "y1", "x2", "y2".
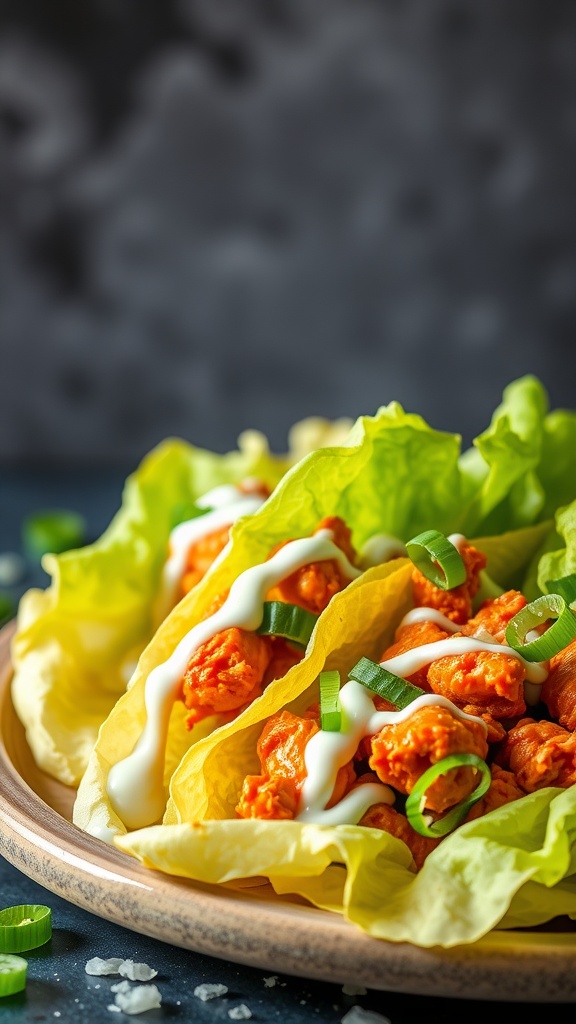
[
  {"x1": 178, "y1": 515, "x2": 357, "y2": 727},
  {"x1": 233, "y1": 538, "x2": 576, "y2": 870}
]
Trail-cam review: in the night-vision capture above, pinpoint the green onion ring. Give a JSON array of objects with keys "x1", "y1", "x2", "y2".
[
  {"x1": 0, "y1": 905, "x2": 52, "y2": 953},
  {"x1": 546, "y1": 574, "x2": 576, "y2": 607},
  {"x1": 319, "y1": 670, "x2": 342, "y2": 731},
  {"x1": 505, "y1": 593, "x2": 576, "y2": 662},
  {"x1": 405, "y1": 753, "x2": 492, "y2": 838},
  {"x1": 0, "y1": 954, "x2": 28, "y2": 997},
  {"x1": 257, "y1": 601, "x2": 318, "y2": 648},
  {"x1": 405, "y1": 530, "x2": 466, "y2": 590},
  {"x1": 349, "y1": 657, "x2": 425, "y2": 709}
]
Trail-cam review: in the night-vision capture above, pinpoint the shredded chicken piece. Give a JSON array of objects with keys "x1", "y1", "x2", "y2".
[
  {"x1": 541, "y1": 638, "x2": 576, "y2": 732},
  {"x1": 496, "y1": 717, "x2": 576, "y2": 792},
  {"x1": 412, "y1": 540, "x2": 487, "y2": 624},
  {"x1": 461, "y1": 590, "x2": 528, "y2": 644},
  {"x1": 460, "y1": 707, "x2": 507, "y2": 744},
  {"x1": 379, "y1": 620, "x2": 449, "y2": 690},
  {"x1": 236, "y1": 708, "x2": 355, "y2": 819},
  {"x1": 180, "y1": 523, "x2": 231, "y2": 598},
  {"x1": 465, "y1": 764, "x2": 525, "y2": 821},
  {"x1": 359, "y1": 800, "x2": 441, "y2": 870},
  {"x1": 178, "y1": 479, "x2": 271, "y2": 598},
  {"x1": 369, "y1": 703, "x2": 489, "y2": 813},
  {"x1": 180, "y1": 627, "x2": 273, "y2": 727},
  {"x1": 266, "y1": 516, "x2": 357, "y2": 615},
  {"x1": 427, "y1": 648, "x2": 526, "y2": 720}
]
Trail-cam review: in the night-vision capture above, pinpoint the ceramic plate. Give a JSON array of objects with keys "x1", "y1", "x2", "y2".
[{"x1": 2, "y1": 622, "x2": 576, "y2": 1002}]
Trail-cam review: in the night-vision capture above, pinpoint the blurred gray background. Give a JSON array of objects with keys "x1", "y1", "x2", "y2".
[{"x1": 1, "y1": 0, "x2": 575, "y2": 465}]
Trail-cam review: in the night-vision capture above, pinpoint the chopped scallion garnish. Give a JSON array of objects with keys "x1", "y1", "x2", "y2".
[
  {"x1": 319, "y1": 670, "x2": 342, "y2": 731},
  {"x1": 348, "y1": 657, "x2": 425, "y2": 709},
  {"x1": 257, "y1": 601, "x2": 318, "y2": 648},
  {"x1": 0, "y1": 954, "x2": 28, "y2": 996},
  {"x1": 505, "y1": 593, "x2": 576, "y2": 662},
  {"x1": 405, "y1": 753, "x2": 491, "y2": 838},
  {"x1": 405, "y1": 530, "x2": 466, "y2": 590},
  {"x1": 0, "y1": 905, "x2": 52, "y2": 953}
]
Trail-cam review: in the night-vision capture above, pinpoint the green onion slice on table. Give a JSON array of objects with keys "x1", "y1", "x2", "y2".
[
  {"x1": 319, "y1": 670, "x2": 342, "y2": 731},
  {"x1": 257, "y1": 601, "x2": 318, "y2": 648},
  {"x1": 349, "y1": 657, "x2": 425, "y2": 709},
  {"x1": 22, "y1": 510, "x2": 87, "y2": 561},
  {"x1": 0, "y1": 954, "x2": 28, "y2": 997},
  {"x1": 405, "y1": 530, "x2": 466, "y2": 590},
  {"x1": 405, "y1": 753, "x2": 492, "y2": 838},
  {"x1": 505, "y1": 594, "x2": 576, "y2": 662},
  {"x1": 0, "y1": 905, "x2": 52, "y2": 953}
]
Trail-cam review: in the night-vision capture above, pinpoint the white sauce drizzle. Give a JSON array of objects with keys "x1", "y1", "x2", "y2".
[
  {"x1": 379, "y1": 635, "x2": 547, "y2": 684},
  {"x1": 296, "y1": 683, "x2": 486, "y2": 825},
  {"x1": 107, "y1": 529, "x2": 362, "y2": 830},
  {"x1": 358, "y1": 534, "x2": 407, "y2": 569},
  {"x1": 155, "y1": 485, "x2": 266, "y2": 622},
  {"x1": 398, "y1": 606, "x2": 460, "y2": 633}
]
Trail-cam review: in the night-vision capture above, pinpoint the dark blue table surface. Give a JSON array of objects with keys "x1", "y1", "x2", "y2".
[{"x1": 2, "y1": 465, "x2": 576, "y2": 1022}]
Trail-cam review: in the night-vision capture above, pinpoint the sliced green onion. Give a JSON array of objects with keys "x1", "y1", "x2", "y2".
[
  {"x1": 0, "y1": 593, "x2": 15, "y2": 629},
  {"x1": 0, "y1": 954, "x2": 27, "y2": 997},
  {"x1": 169, "y1": 501, "x2": 211, "y2": 530},
  {"x1": 546, "y1": 574, "x2": 576, "y2": 607},
  {"x1": 405, "y1": 753, "x2": 491, "y2": 838},
  {"x1": 257, "y1": 601, "x2": 318, "y2": 648},
  {"x1": 348, "y1": 657, "x2": 425, "y2": 709},
  {"x1": 0, "y1": 905, "x2": 52, "y2": 953},
  {"x1": 405, "y1": 530, "x2": 466, "y2": 590},
  {"x1": 505, "y1": 593, "x2": 576, "y2": 662},
  {"x1": 22, "y1": 510, "x2": 86, "y2": 561},
  {"x1": 319, "y1": 670, "x2": 342, "y2": 731}
]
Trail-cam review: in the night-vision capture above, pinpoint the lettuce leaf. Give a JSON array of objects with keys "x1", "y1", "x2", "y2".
[
  {"x1": 11, "y1": 435, "x2": 287, "y2": 785},
  {"x1": 113, "y1": 522, "x2": 568, "y2": 948}
]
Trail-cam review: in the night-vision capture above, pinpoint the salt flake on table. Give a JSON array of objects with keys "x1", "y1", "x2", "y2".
[
  {"x1": 341, "y1": 1007, "x2": 392, "y2": 1024},
  {"x1": 114, "y1": 983, "x2": 162, "y2": 1015},
  {"x1": 119, "y1": 959, "x2": 158, "y2": 981},
  {"x1": 111, "y1": 981, "x2": 132, "y2": 995},
  {"x1": 194, "y1": 983, "x2": 228, "y2": 1001},
  {"x1": 263, "y1": 975, "x2": 279, "y2": 987},
  {"x1": 228, "y1": 1005, "x2": 252, "y2": 1020},
  {"x1": 85, "y1": 957, "x2": 125, "y2": 976}
]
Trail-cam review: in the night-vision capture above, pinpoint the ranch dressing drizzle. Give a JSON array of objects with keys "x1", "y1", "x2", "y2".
[
  {"x1": 107, "y1": 529, "x2": 362, "y2": 830},
  {"x1": 358, "y1": 534, "x2": 407, "y2": 570},
  {"x1": 297, "y1": 683, "x2": 486, "y2": 825},
  {"x1": 156, "y1": 485, "x2": 266, "y2": 623}
]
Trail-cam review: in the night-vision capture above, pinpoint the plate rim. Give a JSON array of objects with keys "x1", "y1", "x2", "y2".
[{"x1": 3, "y1": 620, "x2": 576, "y2": 1002}]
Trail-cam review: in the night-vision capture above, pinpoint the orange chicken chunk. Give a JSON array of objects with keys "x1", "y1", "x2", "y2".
[{"x1": 369, "y1": 703, "x2": 488, "y2": 813}]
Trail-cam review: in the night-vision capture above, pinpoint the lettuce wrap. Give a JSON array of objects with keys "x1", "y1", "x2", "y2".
[
  {"x1": 72, "y1": 393, "x2": 556, "y2": 845},
  {"x1": 10, "y1": 431, "x2": 293, "y2": 786},
  {"x1": 10, "y1": 414, "x2": 360, "y2": 788},
  {"x1": 109, "y1": 521, "x2": 576, "y2": 950}
]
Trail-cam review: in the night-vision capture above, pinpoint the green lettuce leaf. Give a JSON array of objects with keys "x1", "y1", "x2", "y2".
[{"x1": 11, "y1": 435, "x2": 287, "y2": 785}]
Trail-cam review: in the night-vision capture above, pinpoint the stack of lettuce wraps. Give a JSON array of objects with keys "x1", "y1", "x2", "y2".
[
  {"x1": 10, "y1": 416, "x2": 353, "y2": 786},
  {"x1": 12, "y1": 374, "x2": 576, "y2": 948}
]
